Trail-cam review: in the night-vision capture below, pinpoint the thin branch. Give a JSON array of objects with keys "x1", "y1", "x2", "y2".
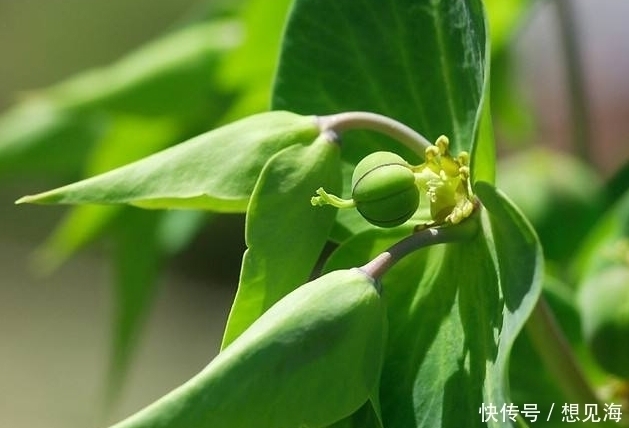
[
  {"x1": 359, "y1": 212, "x2": 480, "y2": 279},
  {"x1": 316, "y1": 112, "x2": 433, "y2": 158}
]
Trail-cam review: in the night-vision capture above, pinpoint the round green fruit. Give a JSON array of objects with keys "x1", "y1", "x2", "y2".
[{"x1": 351, "y1": 151, "x2": 419, "y2": 228}]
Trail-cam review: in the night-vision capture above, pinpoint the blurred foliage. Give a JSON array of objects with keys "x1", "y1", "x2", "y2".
[
  {"x1": 2, "y1": 0, "x2": 629, "y2": 422},
  {"x1": 1, "y1": 0, "x2": 293, "y2": 401}
]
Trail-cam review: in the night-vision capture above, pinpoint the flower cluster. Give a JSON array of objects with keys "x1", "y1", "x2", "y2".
[{"x1": 311, "y1": 135, "x2": 474, "y2": 228}]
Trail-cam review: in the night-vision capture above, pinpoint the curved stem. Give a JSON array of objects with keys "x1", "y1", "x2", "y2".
[
  {"x1": 360, "y1": 209, "x2": 600, "y2": 406},
  {"x1": 316, "y1": 112, "x2": 432, "y2": 158},
  {"x1": 360, "y1": 211, "x2": 480, "y2": 279}
]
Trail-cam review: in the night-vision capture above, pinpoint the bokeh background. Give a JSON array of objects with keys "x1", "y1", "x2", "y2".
[
  {"x1": 0, "y1": 1, "x2": 241, "y2": 427},
  {"x1": 1, "y1": 0, "x2": 628, "y2": 427}
]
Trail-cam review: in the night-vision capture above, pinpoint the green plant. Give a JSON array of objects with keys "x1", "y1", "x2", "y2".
[
  {"x1": 109, "y1": 268, "x2": 387, "y2": 428},
  {"x1": 4, "y1": 0, "x2": 629, "y2": 427}
]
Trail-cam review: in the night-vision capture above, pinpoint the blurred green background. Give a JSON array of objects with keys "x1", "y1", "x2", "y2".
[
  {"x1": 0, "y1": 1, "x2": 240, "y2": 427},
  {"x1": 1, "y1": 0, "x2": 628, "y2": 427}
]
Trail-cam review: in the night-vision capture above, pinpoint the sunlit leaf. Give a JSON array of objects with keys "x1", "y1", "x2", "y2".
[
  {"x1": 34, "y1": 115, "x2": 181, "y2": 271},
  {"x1": 322, "y1": 183, "x2": 542, "y2": 428},
  {"x1": 42, "y1": 20, "x2": 242, "y2": 116},
  {"x1": 217, "y1": 0, "x2": 294, "y2": 119},
  {"x1": 16, "y1": 112, "x2": 320, "y2": 212},
  {"x1": 156, "y1": 210, "x2": 209, "y2": 256},
  {"x1": 221, "y1": 135, "x2": 342, "y2": 347},
  {"x1": 0, "y1": 20, "x2": 240, "y2": 177},
  {"x1": 273, "y1": 0, "x2": 491, "y2": 180},
  {"x1": 0, "y1": 102, "x2": 101, "y2": 177}
]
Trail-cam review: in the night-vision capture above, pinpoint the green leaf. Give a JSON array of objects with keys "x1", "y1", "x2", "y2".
[
  {"x1": 322, "y1": 182, "x2": 542, "y2": 427},
  {"x1": 328, "y1": 400, "x2": 384, "y2": 428},
  {"x1": 107, "y1": 208, "x2": 163, "y2": 403},
  {"x1": 0, "y1": 20, "x2": 240, "y2": 177},
  {"x1": 16, "y1": 111, "x2": 320, "y2": 212},
  {"x1": 34, "y1": 115, "x2": 181, "y2": 271},
  {"x1": 34, "y1": 204, "x2": 121, "y2": 273},
  {"x1": 272, "y1": 0, "x2": 491, "y2": 175},
  {"x1": 217, "y1": 0, "x2": 294, "y2": 119},
  {"x1": 108, "y1": 268, "x2": 386, "y2": 428},
  {"x1": 156, "y1": 210, "x2": 209, "y2": 256},
  {"x1": 0, "y1": 103, "x2": 101, "y2": 177},
  {"x1": 41, "y1": 20, "x2": 242, "y2": 116},
  {"x1": 221, "y1": 134, "x2": 342, "y2": 347}
]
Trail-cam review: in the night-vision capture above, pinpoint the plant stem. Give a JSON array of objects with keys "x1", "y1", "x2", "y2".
[
  {"x1": 316, "y1": 112, "x2": 433, "y2": 158},
  {"x1": 525, "y1": 296, "x2": 600, "y2": 404},
  {"x1": 361, "y1": 206, "x2": 600, "y2": 405},
  {"x1": 554, "y1": 0, "x2": 591, "y2": 162},
  {"x1": 360, "y1": 210, "x2": 480, "y2": 279}
]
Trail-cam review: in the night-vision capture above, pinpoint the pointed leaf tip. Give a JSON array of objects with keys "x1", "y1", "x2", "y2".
[{"x1": 12, "y1": 111, "x2": 320, "y2": 211}]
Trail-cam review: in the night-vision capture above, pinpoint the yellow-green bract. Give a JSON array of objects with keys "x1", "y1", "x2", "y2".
[
  {"x1": 109, "y1": 269, "x2": 387, "y2": 428},
  {"x1": 351, "y1": 151, "x2": 419, "y2": 228}
]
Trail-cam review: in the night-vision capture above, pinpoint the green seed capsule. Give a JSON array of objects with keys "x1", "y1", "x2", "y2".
[
  {"x1": 109, "y1": 269, "x2": 387, "y2": 428},
  {"x1": 351, "y1": 151, "x2": 419, "y2": 228}
]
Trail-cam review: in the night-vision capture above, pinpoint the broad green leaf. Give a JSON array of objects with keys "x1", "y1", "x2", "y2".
[
  {"x1": 156, "y1": 210, "x2": 209, "y2": 256},
  {"x1": 105, "y1": 209, "x2": 216, "y2": 407},
  {"x1": 0, "y1": 20, "x2": 240, "y2": 176},
  {"x1": 328, "y1": 400, "x2": 384, "y2": 428},
  {"x1": 34, "y1": 115, "x2": 181, "y2": 271},
  {"x1": 323, "y1": 182, "x2": 542, "y2": 427},
  {"x1": 41, "y1": 20, "x2": 242, "y2": 116},
  {"x1": 272, "y1": 0, "x2": 491, "y2": 178},
  {"x1": 82, "y1": 116, "x2": 181, "y2": 175},
  {"x1": 472, "y1": 182, "x2": 542, "y2": 427},
  {"x1": 107, "y1": 268, "x2": 385, "y2": 428},
  {"x1": 221, "y1": 135, "x2": 342, "y2": 347},
  {"x1": 217, "y1": 0, "x2": 294, "y2": 120},
  {"x1": 16, "y1": 111, "x2": 320, "y2": 212},
  {"x1": 0, "y1": 103, "x2": 101, "y2": 177}
]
